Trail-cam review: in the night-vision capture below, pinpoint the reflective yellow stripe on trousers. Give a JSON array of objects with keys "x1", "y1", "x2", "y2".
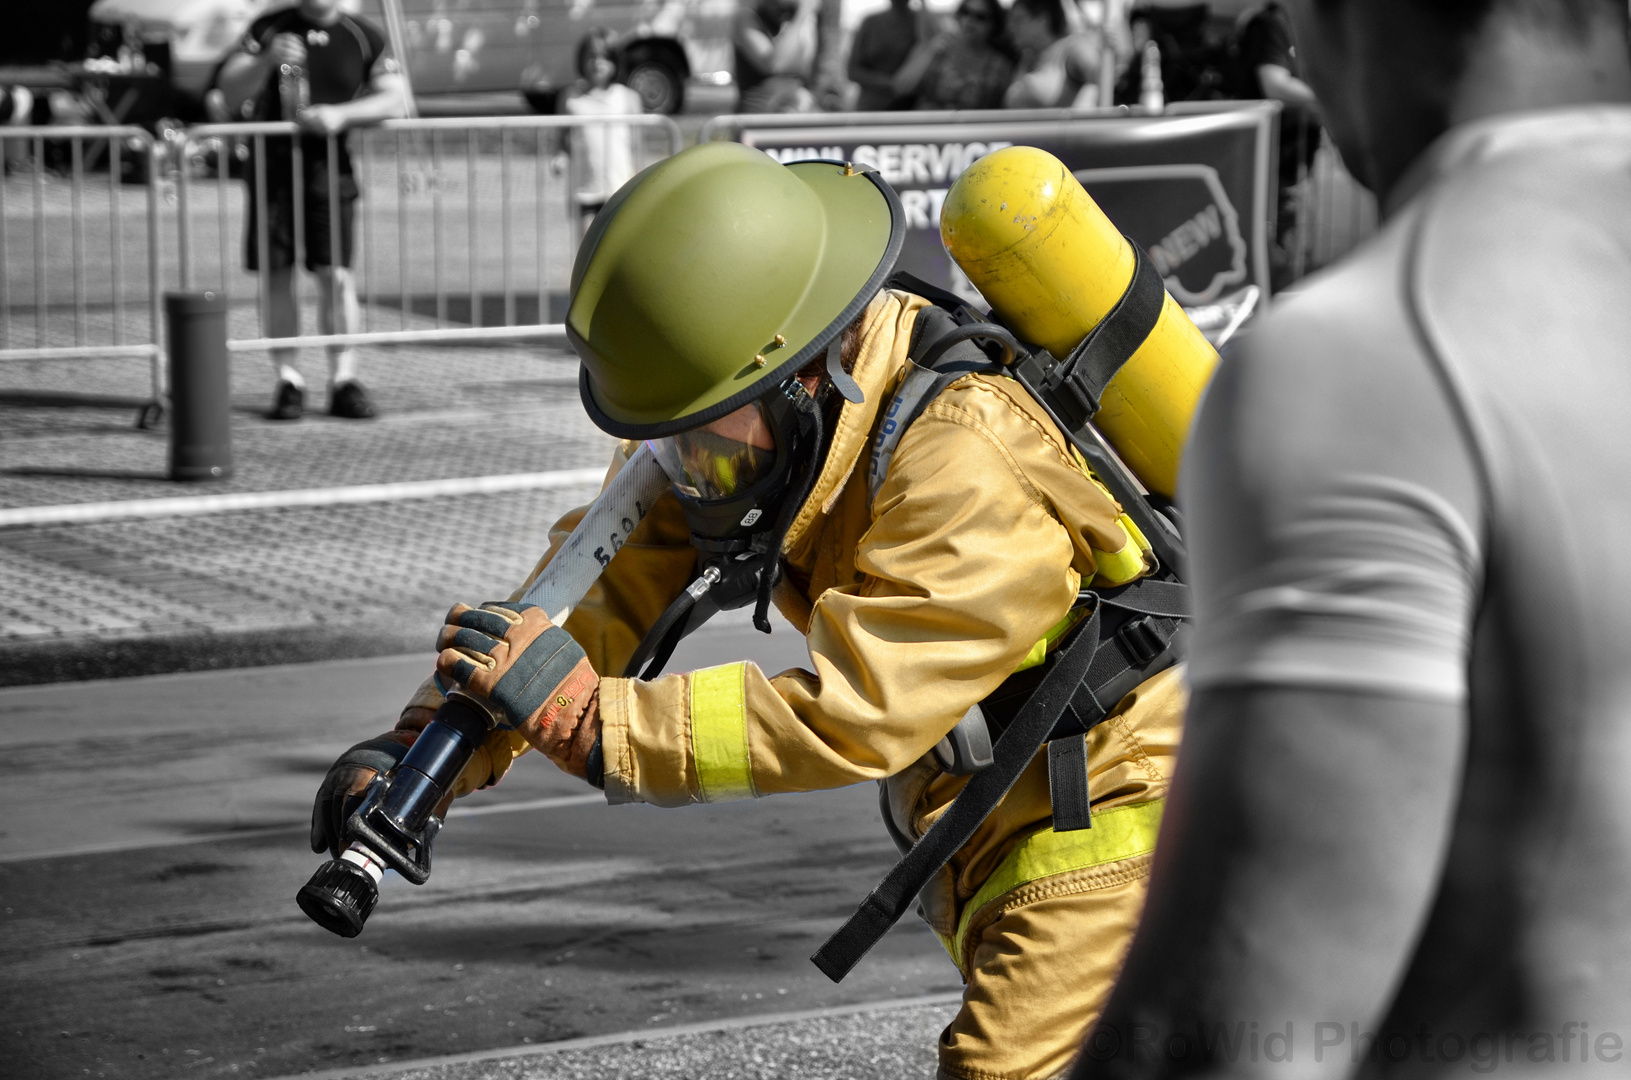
[
  {"x1": 689, "y1": 662, "x2": 757, "y2": 802},
  {"x1": 943, "y1": 799, "x2": 1165, "y2": 968}
]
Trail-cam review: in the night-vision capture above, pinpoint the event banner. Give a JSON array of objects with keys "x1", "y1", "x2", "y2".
[{"x1": 720, "y1": 104, "x2": 1277, "y2": 309}]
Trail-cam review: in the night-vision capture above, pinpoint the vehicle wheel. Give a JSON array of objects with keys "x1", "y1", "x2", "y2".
[{"x1": 625, "y1": 56, "x2": 684, "y2": 115}]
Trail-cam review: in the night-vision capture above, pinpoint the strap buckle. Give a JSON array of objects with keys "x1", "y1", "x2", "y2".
[{"x1": 1116, "y1": 614, "x2": 1169, "y2": 667}]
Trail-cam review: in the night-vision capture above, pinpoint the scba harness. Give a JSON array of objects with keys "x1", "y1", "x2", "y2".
[{"x1": 811, "y1": 262, "x2": 1191, "y2": 982}]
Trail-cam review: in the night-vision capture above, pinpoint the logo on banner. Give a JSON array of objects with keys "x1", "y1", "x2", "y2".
[{"x1": 1073, "y1": 164, "x2": 1249, "y2": 305}]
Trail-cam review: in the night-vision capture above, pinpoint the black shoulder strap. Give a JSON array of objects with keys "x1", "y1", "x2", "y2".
[
  {"x1": 865, "y1": 304, "x2": 1013, "y2": 502},
  {"x1": 810, "y1": 603, "x2": 1108, "y2": 983},
  {"x1": 891, "y1": 246, "x2": 1165, "y2": 438},
  {"x1": 1015, "y1": 242, "x2": 1167, "y2": 434},
  {"x1": 808, "y1": 578, "x2": 1185, "y2": 983},
  {"x1": 885, "y1": 270, "x2": 985, "y2": 319},
  {"x1": 820, "y1": 261, "x2": 1192, "y2": 983}
]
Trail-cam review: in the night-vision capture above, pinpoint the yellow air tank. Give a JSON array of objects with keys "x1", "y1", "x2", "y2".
[{"x1": 940, "y1": 145, "x2": 1218, "y2": 499}]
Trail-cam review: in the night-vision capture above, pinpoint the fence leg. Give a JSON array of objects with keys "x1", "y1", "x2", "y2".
[{"x1": 165, "y1": 291, "x2": 233, "y2": 482}]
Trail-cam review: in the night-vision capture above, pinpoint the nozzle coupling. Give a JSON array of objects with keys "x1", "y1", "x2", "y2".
[{"x1": 297, "y1": 845, "x2": 385, "y2": 938}]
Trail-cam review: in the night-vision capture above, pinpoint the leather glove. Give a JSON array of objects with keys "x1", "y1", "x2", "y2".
[
  {"x1": 435, "y1": 601, "x2": 602, "y2": 783},
  {"x1": 309, "y1": 728, "x2": 416, "y2": 858},
  {"x1": 308, "y1": 707, "x2": 502, "y2": 858}
]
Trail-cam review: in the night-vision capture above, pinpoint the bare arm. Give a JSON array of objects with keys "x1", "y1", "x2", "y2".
[
  {"x1": 1006, "y1": 46, "x2": 1069, "y2": 108},
  {"x1": 216, "y1": 31, "x2": 303, "y2": 116},
  {"x1": 300, "y1": 70, "x2": 409, "y2": 135},
  {"x1": 891, "y1": 32, "x2": 949, "y2": 99},
  {"x1": 1076, "y1": 260, "x2": 1486, "y2": 1077},
  {"x1": 1257, "y1": 62, "x2": 1320, "y2": 115},
  {"x1": 737, "y1": 0, "x2": 821, "y2": 77},
  {"x1": 329, "y1": 71, "x2": 409, "y2": 124},
  {"x1": 1078, "y1": 686, "x2": 1463, "y2": 1077}
]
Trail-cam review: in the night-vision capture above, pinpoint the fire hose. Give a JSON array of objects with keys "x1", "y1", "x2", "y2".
[{"x1": 295, "y1": 444, "x2": 669, "y2": 937}]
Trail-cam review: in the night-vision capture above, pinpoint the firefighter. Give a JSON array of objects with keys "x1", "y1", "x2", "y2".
[{"x1": 313, "y1": 141, "x2": 1184, "y2": 1080}]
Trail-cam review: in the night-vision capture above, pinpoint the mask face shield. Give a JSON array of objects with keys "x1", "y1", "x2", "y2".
[
  {"x1": 647, "y1": 399, "x2": 778, "y2": 501},
  {"x1": 644, "y1": 376, "x2": 825, "y2": 559}
]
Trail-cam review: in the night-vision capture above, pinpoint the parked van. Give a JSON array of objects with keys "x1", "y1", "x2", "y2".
[{"x1": 84, "y1": 0, "x2": 735, "y2": 115}]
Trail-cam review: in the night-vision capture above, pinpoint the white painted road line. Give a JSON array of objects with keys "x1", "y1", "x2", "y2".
[
  {"x1": 259, "y1": 991, "x2": 968, "y2": 1080},
  {"x1": 0, "y1": 792, "x2": 605, "y2": 865},
  {"x1": 0, "y1": 468, "x2": 606, "y2": 529},
  {"x1": 446, "y1": 792, "x2": 607, "y2": 818}
]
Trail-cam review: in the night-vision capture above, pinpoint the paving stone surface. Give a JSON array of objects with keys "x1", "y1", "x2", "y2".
[{"x1": 0, "y1": 327, "x2": 621, "y2": 684}]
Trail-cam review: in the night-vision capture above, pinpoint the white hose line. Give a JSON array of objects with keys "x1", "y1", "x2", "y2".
[{"x1": 517, "y1": 442, "x2": 671, "y2": 624}]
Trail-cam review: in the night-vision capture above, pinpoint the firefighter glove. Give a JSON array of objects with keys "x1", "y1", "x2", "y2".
[
  {"x1": 309, "y1": 730, "x2": 415, "y2": 858},
  {"x1": 435, "y1": 601, "x2": 602, "y2": 781}
]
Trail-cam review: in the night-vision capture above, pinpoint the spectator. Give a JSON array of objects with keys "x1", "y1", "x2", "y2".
[
  {"x1": 216, "y1": 0, "x2": 407, "y2": 421},
  {"x1": 1005, "y1": 0, "x2": 1107, "y2": 108},
  {"x1": 847, "y1": 0, "x2": 928, "y2": 111},
  {"x1": 734, "y1": 0, "x2": 821, "y2": 113},
  {"x1": 892, "y1": 0, "x2": 1014, "y2": 111},
  {"x1": 561, "y1": 28, "x2": 644, "y2": 235},
  {"x1": 1235, "y1": 1, "x2": 1321, "y2": 288},
  {"x1": 1114, "y1": 3, "x2": 1234, "y2": 105},
  {"x1": 0, "y1": 85, "x2": 33, "y2": 173},
  {"x1": 1076, "y1": 0, "x2": 1631, "y2": 1073}
]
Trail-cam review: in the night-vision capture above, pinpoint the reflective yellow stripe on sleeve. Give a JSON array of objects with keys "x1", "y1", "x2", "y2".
[
  {"x1": 947, "y1": 798, "x2": 1165, "y2": 968},
  {"x1": 1091, "y1": 514, "x2": 1152, "y2": 586},
  {"x1": 688, "y1": 662, "x2": 756, "y2": 802}
]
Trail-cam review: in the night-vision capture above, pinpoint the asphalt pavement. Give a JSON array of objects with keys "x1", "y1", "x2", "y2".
[
  {"x1": 0, "y1": 645, "x2": 961, "y2": 1080},
  {"x1": 0, "y1": 301, "x2": 964, "y2": 1079}
]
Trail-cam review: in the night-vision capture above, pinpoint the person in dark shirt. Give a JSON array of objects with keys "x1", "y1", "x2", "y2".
[
  {"x1": 1116, "y1": 4, "x2": 1234, "y2": 106},
  {"x1": 1236, "y1": 1, "x2": 1321, "y2": 288},
  {"x1": 734, "y1": 0, "x2": 820, "y2": 113},
  {"x1": 217, "y1": 0, "x2": 406, "y2": 421},
  {"x1": 1005, "y1": 0, "x2": 1108, "y2": 109},
  {"x1": 891, "y1": 0, "x2": 1014, "y2": 111},
  {"x1": 847, "y1": 0, "x2": 927, "y2": 111}
]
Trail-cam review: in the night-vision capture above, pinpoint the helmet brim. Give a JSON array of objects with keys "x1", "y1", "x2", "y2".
[{"x1": 575, "y1": 161, "x2": 905, "y2": 441}]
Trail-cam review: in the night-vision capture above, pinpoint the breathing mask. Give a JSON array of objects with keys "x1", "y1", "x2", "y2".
[{"x1": 624, "y1": 376, "x2": 829, "y2": 678}]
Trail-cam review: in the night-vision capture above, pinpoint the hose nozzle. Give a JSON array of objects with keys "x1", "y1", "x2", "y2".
[{"x1": 297, "y1": 845, "x2": 384, "y2": 938}]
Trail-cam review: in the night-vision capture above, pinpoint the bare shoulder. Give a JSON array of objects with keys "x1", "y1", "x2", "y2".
[
  {"x1": 1205, "y1": 211, "x2": 1436, "y2": 461},
  {"x1": 1242, "y1": 217, "x2": 1418, "y2": 376}
]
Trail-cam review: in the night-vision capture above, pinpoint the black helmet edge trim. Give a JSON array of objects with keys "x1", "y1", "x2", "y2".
[{"x1": 577, "y1": 166, "x2": 907, "y2": 442}]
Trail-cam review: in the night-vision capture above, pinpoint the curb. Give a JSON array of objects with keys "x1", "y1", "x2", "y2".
[
  {"x1": 0, "y1": 624, "x2": 427, "y2": 687},
  {"x1": 258, "y1": 992, "x2": 966, "y2": 1080}
]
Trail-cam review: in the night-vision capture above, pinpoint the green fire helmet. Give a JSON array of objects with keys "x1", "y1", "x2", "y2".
[{"x1": 566, "y1": 141, "x2": 905, "y2": 439}]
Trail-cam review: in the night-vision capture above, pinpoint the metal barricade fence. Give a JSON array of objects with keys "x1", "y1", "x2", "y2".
[
  {"x1": 0, "y1": 108, "x2": 1360, "y2": 428},
  {"x1": 0, "y1": 125, "x2": 166, "y2": 424},
  {"x1": 707, "y1": 106, "x2": 1379, "y2": 294},
  {"x1": 1289, "y1": 127, "x2": 1379, "y2": 280},
  {"x1": 174, "y1": 114, "x2": 682, "y2": 358}
]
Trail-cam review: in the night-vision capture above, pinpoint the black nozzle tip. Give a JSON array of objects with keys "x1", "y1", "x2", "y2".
[{"x1": 297, "y1": 859, "x2": 379, "y2": 938}]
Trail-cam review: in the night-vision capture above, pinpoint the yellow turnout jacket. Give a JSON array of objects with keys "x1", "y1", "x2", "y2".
[{"x1": 409, "y1": 289, "x2": 1184, "y2": 971}]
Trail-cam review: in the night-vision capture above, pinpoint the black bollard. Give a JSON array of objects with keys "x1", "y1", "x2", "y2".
[{"x1": 166, "y1": 291, "x2": 232, "y2": 482}]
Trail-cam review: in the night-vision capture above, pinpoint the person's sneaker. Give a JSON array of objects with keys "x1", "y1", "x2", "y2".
[
  {"x1": 329, "y1": 380, "x2": 377, "y2": 419},
  {"x1": 267, "y1": 380, "x2": 304, "y2": 421}
]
